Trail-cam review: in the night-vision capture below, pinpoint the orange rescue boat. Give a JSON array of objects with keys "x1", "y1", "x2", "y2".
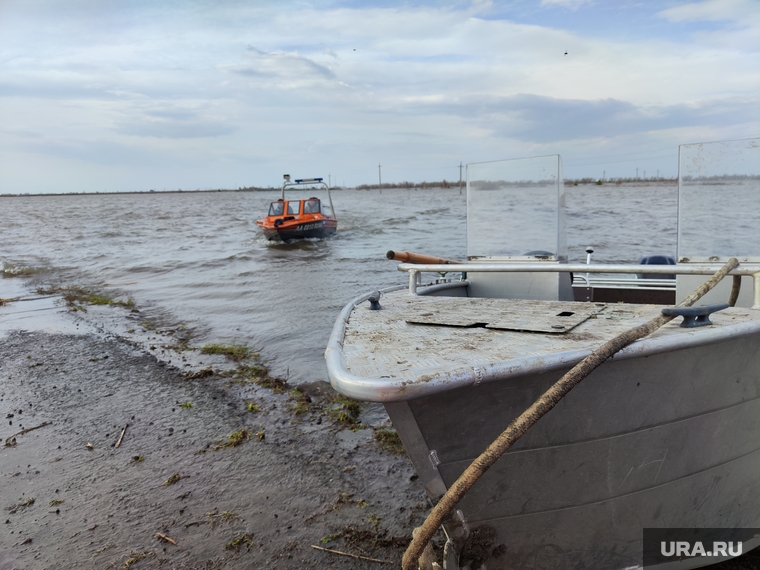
[{"x1": 256, "y1": 176, "x2": 338, "y2": 242}]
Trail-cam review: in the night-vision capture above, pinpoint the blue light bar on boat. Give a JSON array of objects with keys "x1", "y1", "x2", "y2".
[{"x1": 294, "y1": 178, "x2": 323, "y2": 183}]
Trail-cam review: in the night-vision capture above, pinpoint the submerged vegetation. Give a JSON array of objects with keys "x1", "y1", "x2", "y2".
[
  {"x1": 37, "y1": 285, "x2": 134, "y2": 312},
  {"x1": 231, "y1": 364, "x2": 287, "y2": 392},
  {"x1": 200, "y1": 343, "x2": 252, "y2": 362}
]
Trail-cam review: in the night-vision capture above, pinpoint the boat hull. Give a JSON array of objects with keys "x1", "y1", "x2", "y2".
[
  {"x1": 383, "y1": 333, "x2": 760, "y2": 569},
  {"x1": 261, "y1": 219, "x2": 337, "y2": 242}
]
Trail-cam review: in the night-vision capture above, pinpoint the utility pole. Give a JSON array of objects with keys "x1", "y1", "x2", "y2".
[
  {"x1": 459, "y1": 162, "x2": 463, "y2": 194},
  {"x1": 636, "y1": 167, "x2": 639, "y2": 180},
  {"x1": 602, "y1": 170, "x2": 606, "y2": 182},
  {"x1": 378, "y1": 163, "x2": 382, "y2": 186}
]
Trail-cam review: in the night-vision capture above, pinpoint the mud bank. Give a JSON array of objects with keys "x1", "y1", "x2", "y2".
[{"x1": 0, "y1": 328, "x2": 428, "y2": 569}]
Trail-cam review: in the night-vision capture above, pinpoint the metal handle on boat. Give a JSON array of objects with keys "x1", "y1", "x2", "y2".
[
  {"x1": 387, "y1": 250, "x2": 461, "y2": 264},
  {"x1": 661, "y1": 303, "x2": 729, "y2": 327},
  {"x1": 367, "y1": 291, "x2": 382, "y2": 310}
]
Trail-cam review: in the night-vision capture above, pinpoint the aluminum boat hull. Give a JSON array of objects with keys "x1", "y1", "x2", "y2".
[{"x1": 325, "y1": 289, "x2": 760, "y2": 569}]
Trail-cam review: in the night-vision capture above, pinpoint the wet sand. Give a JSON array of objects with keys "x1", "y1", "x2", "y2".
[{"x1": 0, "y1": 294, "x2": 428, "y2": 569}]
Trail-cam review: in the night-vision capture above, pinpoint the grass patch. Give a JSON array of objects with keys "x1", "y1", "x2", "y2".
[
  {"x1": 178, "y1": 401, "x2": 193, "y2": 409},
  {"x1": 327, "y1": 395, "x2": 364, "y2": 430},
  {"x1": 49, "y1": 499, "x2": 64, "y2": 507},
  {"x1": 201, "y1": 343, "x2": 250, "y2": 362},
  {"x1": 373, "y1": 429, "x2": 405, "y2": 455},
  {"x1": 6, "y1": 497, "x2": 35, "y2": 514},
  {"x1": 322, "y1": 522, "x2": 407, "y2": 551},
  {"x1": 206, "y1": 509, "x2": 241, "y2": 527},
  {"x1": 162, "y1": 473, "x2": 183, "y2": 486},
  {"x1": 121, "y1": 551, "x2": 154, "y2": 568},
  {"x1": 232, "y1": 365, "x2": 287, "y2": 393},
  {"x1": 225, "y1": 533, "x2": 254, "y2": 551},
  {"x1": 244, "y1": 400, "x2": 260, "y2": 413},
  {"x1": 214, "y1": 429, "x2": 251, "y2": 450},
  {"x1": 40, "y1": 285, "x2": 137, "y2": 311},
  {"x1": 184, "y1": 367, "x2": 214, "y2": 381},
  {"x1": 320, "y1": 532, "x2": 341, "y2": 544},
  {"x1": 288, "y1": 388, "x2": 312, "y2": 415}
]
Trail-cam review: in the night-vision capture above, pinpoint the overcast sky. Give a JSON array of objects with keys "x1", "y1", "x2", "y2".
[{"x1": 1, "y1": 0, "x2": 759, "y2": 193}]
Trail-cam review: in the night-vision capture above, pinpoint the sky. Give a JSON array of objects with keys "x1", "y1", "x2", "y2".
[{"x1": 1, "y1": 0, "x2": 759, "y2": 194}]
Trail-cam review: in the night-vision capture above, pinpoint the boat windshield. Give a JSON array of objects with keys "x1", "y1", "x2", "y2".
[
  {"x1": 467, "y1": 155, "x2": 565, "y2": 259},
  {"x1": 678, "y1": 137, "x2": 760, "y2": 262},
  {"x1": 286, "y1": 201, "x2": 300, "y2": 215},
  {"x1": 268, "y1": 201, "x2": 284, "y2": 216},
  {"x1": 303, "y1": 199, "x2": 321, "y2": 214}
]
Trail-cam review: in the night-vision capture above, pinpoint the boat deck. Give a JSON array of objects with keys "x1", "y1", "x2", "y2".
[{"x1": 334, "y1": 291, "x2": 760, "y2": 401}]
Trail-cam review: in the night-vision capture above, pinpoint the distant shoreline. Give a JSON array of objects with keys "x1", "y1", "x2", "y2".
[
  {"x1": 6, "y1": 174, "x2": 758, "y2": 197},
  {"x1": 0, "y1": 178, "x2": 684, "y2": 198}
]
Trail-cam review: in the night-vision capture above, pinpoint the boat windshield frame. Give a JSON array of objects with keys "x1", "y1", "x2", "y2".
[{"x1": 280, "y1": 178, "x2": 336, "y2": 221}]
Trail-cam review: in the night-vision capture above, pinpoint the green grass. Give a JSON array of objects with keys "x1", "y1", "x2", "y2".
[
  {"x1": 201, "y1": 343, "x2": 249, "y2": 362},
  {"x1": 214, "y1": 429, "x2": 251, "y2": 450},
  {"x1": 162, "y1": 473, "x2": 182, "y2": 486},
  {"x1": 288, "y1": 388, "x2": 312, "y2": 415},
  {"x1": 43, "y1": 285, "x2": 137, "y2": 312},
  {"x1": 373, "y1": 429, "x2": 405, "y2": 454},
  {"x1": 328, "y1": 395, "x2": 364, "y2": 429},
  {"x1": 225, "y1": 533, "x2": 254, "y2": 551},
  {"x1": 232, "y1": 364, "x2": 287, "y2": 392}
]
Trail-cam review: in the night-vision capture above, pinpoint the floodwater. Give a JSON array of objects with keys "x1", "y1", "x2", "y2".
[{"x1": 0, "y1": 183, "x2": 678, "y2": 384}]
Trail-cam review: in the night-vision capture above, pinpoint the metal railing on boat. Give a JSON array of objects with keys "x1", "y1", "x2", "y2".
[{"x1": 396, "y1": 262, "x2": 760, "y2": 309}]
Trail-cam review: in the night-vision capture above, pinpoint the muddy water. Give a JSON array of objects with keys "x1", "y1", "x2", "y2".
[{"x1": 0, "y1": 184, "x2": 677, "y2": 383}]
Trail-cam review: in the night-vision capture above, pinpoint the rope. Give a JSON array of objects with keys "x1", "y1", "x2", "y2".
[{"x1": 402, "y1": 257, "x2": 740, "y2": 570}]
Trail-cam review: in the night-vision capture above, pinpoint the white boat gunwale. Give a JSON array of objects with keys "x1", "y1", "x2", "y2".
[{"x1": 325, "y1": 277, "x2": 760, "y2": 403}]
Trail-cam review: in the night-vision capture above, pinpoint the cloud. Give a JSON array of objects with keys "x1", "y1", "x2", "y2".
[
  {"x1": 658, "y1": 0, "x2": 760, "y2": 22},
  {"x1": 1, "y1": 1, "x2": 758, "y2": 192},
  {"x1": 414, "y1": 94, "x2": 759, "y2": 143},
  {"x1": 540, "y1": 0, "x2": 594, "y2": 9},
  {"x1": 228, "y1": 47, "x2": 340, "y2": 90},
  {"x1": 116, "y1": 119, "x2": 236, "y2": 139}
]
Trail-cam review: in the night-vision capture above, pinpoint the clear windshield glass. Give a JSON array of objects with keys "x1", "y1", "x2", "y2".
[
  {"x1": 303, "y1": 199, "x2": 321, "y2": 214},
  {"x1": 268, "y1": 201, "x2": 284, "y2": 216},
  {"x1": 466, "y1": 155, "x2": 565, "y2": 259},
  {"x1": 286, "y1": 201, "x2": 300, "y2": 215},
  {"x1": 678, "y1": 138, "x2": 760, "y2": 262}
]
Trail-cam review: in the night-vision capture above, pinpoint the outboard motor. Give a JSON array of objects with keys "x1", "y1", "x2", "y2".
[{"x1": 637, "y1": 254, "x2": 676, "y2": 280}]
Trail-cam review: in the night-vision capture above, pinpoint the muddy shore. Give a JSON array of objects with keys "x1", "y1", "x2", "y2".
[
  {"x1": 4, "y1": 290, "x2": 760, "y2": 570},
  {"x1": 0, "y1": 295, "x2": 430, "y2": 569}
]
